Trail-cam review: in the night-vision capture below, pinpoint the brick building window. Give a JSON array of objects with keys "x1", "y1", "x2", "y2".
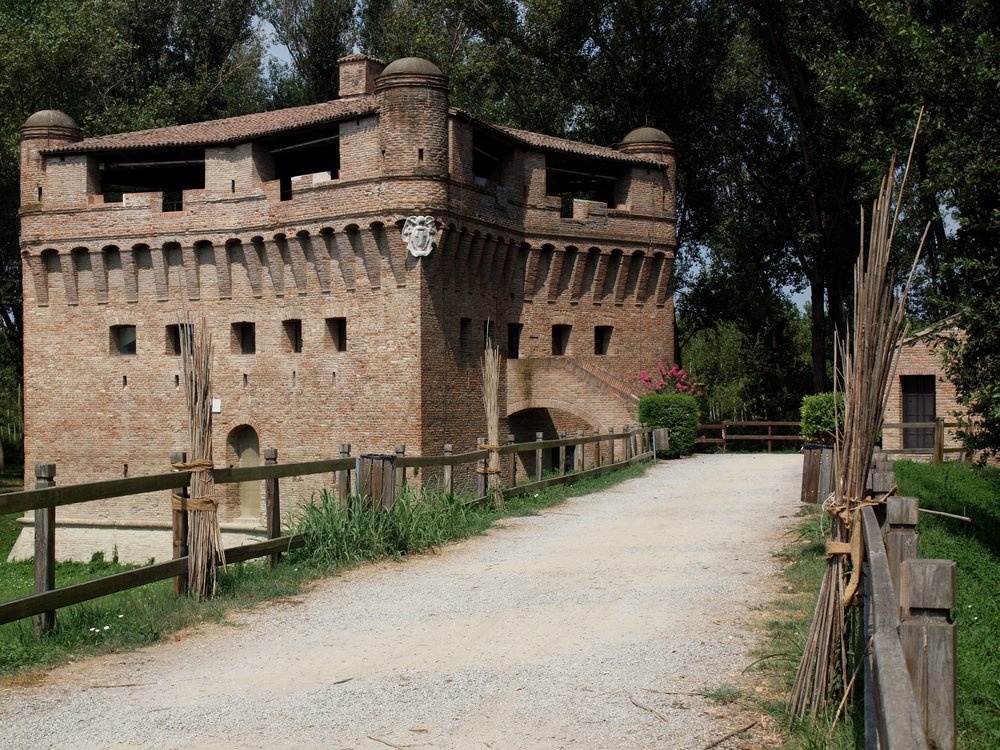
[
  {"x1": 326, "y1": 317, "x2": 347, "y2": 351},
  {"x1": 283, "y1": 319, "x2": 303, "y2": 353},
  {"x1": 460, "y1": 317, "x2": 472, "y2": 352},
  {"x1": 166, "y1": 323, "x2": 193, "y2": 355},
  {"x1": 594, "y1": 326, "x2": 613, "y2": 355},
  {"x1": 110, "y1": 325, "x2": 137, "y2": 356},
  {"x1": 162, "y1": 190, "x2": 183, "y2": 212},
  {"x1": 232, "y1": 322, "x2": 256, "y2": 354},
  {"x1": 552, "y1": 324, "x2": 571, "y2": 356},
  {"x1": 507, "y1": 323, "x2": 522, "y2": 359}
]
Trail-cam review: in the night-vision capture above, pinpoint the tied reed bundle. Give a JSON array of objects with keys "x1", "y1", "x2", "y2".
[
  {"x1": 177, "y1": 319, "x2": 224, "y2": 600},
  {"x1": 789, "y1": 111, "x2": 927, "y2": 719},
  {"x1": 480, "y1": 340, "x2": 505, "y2": 511}
]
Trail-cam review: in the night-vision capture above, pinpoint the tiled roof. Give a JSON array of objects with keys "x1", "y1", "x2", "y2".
[
  {"x1": 44, "y1": 96, "x2": 379, "y2": 154},
  {"x1": 451, "y1": 108, "x2": 662, "y2": 167}
]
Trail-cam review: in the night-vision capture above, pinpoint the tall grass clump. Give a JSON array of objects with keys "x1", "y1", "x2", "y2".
[{"x1": 290, "y1": 487, "x2": 489, "y2": 568}]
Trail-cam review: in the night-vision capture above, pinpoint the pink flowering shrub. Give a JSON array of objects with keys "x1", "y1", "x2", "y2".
[{"x1": 639, "y1": 362, "x2": 703, "y2": 397}]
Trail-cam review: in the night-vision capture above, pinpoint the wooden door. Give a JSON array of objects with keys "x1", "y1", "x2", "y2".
[
  {"x1": 228, "y1": 426, "x2": 260, "y2": 517},
  {"x1": 902, "y1": 375, "x2": 935, "y2": 449}
]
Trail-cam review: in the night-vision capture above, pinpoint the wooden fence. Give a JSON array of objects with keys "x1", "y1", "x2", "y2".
[
  {"x1": 881, "y1": 418, "x2": 964, "y2": 463},
  {"x1": 697, "y1": 421, "x2": 802, "y2": 453},
  {"x1": 861, "y1": 457, "x2": 955, "y2": 749},
  {"x1": 0, "y1": 427, "x2": 661, "y2": 631}
]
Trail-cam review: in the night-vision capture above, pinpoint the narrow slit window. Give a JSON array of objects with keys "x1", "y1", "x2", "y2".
[
  {"x1": 326, "y1": 317, "x2": 347, "y2": 351},
  {"x1": 232, "y1": 322, "x2": 256, "y2": 354},
  {"x1": 110, "y1": 325, "x2": 137, "y2": 356},
  {"x1": 460, "y1": 317, "x2": 472, "y2": 352},
  {"x1": 552, "y1": 324, "x2": 571, "y2": 356},
  {"x1": 594, "y1": 326, "x2": 613, "y2": 355},
  {"x1": 507, "y1": 323, "x2": 522, "y2": 360},
  {"x1": 283, "y1": 319, "x2": 303, "y2": 353}
]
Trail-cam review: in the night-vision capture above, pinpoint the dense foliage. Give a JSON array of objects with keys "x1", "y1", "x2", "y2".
[
  {"x1": 800, "y1": 392, "x2": 845, "y2": 445},
  {"x1": 638, "y1": 393, "x2": 699, "y2": 459},
  {"x1": 0, "y1": 1, "x2": 997, "y2": 451}
]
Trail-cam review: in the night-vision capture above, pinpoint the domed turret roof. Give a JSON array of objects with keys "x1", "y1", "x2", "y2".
[
  {"x1": 380, "y1": 57, "x2": 444, "y2": 77},
  {"x1": 621, "y1": 126, "x2": 672, "y2": 144},
  {"x1": 23, "y1": 109, "x2": 79, "y2": 130}
]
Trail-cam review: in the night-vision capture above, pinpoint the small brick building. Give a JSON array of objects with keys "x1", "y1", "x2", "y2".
[
  {"x1": 14, "y1": 55, "x2": 678, "y2": 561},
  {"x1": 883, "y1": 321, "x2": 964, "y2": 458}
]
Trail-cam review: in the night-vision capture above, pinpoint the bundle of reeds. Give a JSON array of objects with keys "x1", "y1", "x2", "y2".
[
  {"x1": 789, "y1": 112, "x2": 927, "y2": 718},
  {"x1": 178, "y1": 319, "x2": 224, "y2": 600},
  {"x1": 480, "y1": 341, "x2": 505, "y2": 510}
]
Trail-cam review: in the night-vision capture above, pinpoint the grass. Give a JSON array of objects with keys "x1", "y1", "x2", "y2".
[
  {"x1": 895, "y1": 460, "x2": 1000, "y2": 750},
  {"x1": 0, "y1": 460, "x2": 649, "y2": 677},
  {"x1": 741, "y1": 503, "x2": 859, "y2": 749}
]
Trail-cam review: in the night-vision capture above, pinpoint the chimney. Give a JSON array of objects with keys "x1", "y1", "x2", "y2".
[{"x1": 338, "y1": 54, "x2": 386, "y2": 98}]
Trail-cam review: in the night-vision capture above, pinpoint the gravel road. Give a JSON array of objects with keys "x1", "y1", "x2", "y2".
[{"x1": 1, "y1": 454, "x2": 803, "y2": 750}]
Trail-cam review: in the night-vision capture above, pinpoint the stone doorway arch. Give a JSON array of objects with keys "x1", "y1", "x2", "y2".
[{"x1": 226, "y1": 425, "x2": 260, "y2": 518}]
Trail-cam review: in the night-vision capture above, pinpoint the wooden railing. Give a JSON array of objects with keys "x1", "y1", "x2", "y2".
[
  {"x1": 858, "y1": 457, "x2": 955, "y2": 750},
  {"x1": 697, "y1": 421, "x2": 802, "y2": 453},
  {"x1": 881, "y1": 418, "x2": 964, "y2": 463},
  {"x1": 0, "y1": 427, "x2": 659, "y2": 631}
]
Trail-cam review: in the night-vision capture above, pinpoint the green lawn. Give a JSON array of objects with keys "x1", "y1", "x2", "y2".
[{"x1": 895, "y1": 460, "x2": 1000, "y2": 750}]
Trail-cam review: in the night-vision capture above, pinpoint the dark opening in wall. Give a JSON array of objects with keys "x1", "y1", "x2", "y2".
[
  {"x1": 232, "y1": 322, "x2": 256, "y2": 354},
  {"x1": 507, "y1": 323, "x2": 522, "y2": 359},
  {"x1": 460, "y1": 317, "x2": 472, "y2": 352},
  {"x1": 166, "y1": 323, "x2": 193, "y2": 355},
  {"x1": 545, "y1": 154, "x2": 619, "y2": 217},
  {"x1": 552, "y1": 324, "x2": 571, "y2": 356},
  {"x1": 98, "y1": 148, "x2": 205, "y2": 207},
  {"x1": 595, "y1": 326, "x2": 613, "y2": 355},
  {"x1": 472, "y1": 129, "x2": 511, "y2": 187},
  {"x1": 267, "y1": 126, "x2": 341, "y2": 201},
  {"x1": 283, "y1": 319, "x2": 303, "y2": 353},
  {"x1": 110, "y1": 325, "x2": 137, "y2": 356},
  {"x1": 326, "y1": 317, "x2": 347, "y2": 351}
]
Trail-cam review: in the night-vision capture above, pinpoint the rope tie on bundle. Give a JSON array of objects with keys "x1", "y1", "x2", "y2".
[
  {"x1": 170, "y1": 459, "x2": 219, "y2": 511},
  {"x1": 476, "y1": 443, "x2": 503, "y2": 474},
  {"x1": 822, "y1": 487, "x2": 896, "y2": 605}
]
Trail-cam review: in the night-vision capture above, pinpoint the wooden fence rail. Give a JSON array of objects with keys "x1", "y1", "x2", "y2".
[
  {"x1": 881, "y1": 419, "x2": 964, "y2": 463},
  {"x1": 697, "y1": 421, "x2": 802, "y2": 453},
  {"x1": 1, "y1": 427, "x2": 658, "y2": 630},
  {"x1": 859, "y1": 461, "x2": 956, "y2": 749}
]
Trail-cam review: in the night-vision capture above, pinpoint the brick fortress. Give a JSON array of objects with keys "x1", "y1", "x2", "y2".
[{"x1": 14, "y1": 56, "x2": 677, "y2": 561}]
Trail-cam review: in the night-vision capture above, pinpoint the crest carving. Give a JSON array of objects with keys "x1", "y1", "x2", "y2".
[{"x1": 402, "y1": 215, "x2": 437, "y2": 257}]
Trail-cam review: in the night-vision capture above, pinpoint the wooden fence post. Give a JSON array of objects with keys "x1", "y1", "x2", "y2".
[
  {"x1": 338, "y1": 444, "x2": 351, "y2": 504},
  {"x1": 609, "y1": 427, "x2": 616, "y2": 465},
  {"x1": 900, "y1": 559, "x2": 956, "y2": 750},
  {"x1": 33, "y1": 463, "x2": 56, "y2": 636},
  {"x1": 594, "y1": 428, "x2": 602, "y2": 467},
  {"x1": 507, "y1": 433, "x2": 516, "y2": 487},
  {"x1": 534, "y1": 432, "x2": 544, "y2": 482},
  {"x1": 395, "y1": 444, "x2": 407, "y2": 493},
  {"x1": 170, "y1": 451, "x2": 189, "y2": 596},
  {"x1": 558, "y1": 431, "x2": 566, "y2": 477},
  {"x1": 443, "y1": 444, "x2": 454, "y2": 496},
  {"x1": 575, "y1": 429, "x2": 585, "y2": 471},
  {"x1": 625, "y1": 426, "x2": 633, "y2": 462},
  {"x1": 934, "y1": 418, "x2": 945, "y2": 464},
  {"x1": 264, "y1": 448, "x2": 281, "y2": 569},
  {"x1": 885, "y1": 495, "x2": 919, "y2": 610},
  {"x1": 477, "y1": 436, "x2": 487, "y2": 498}
]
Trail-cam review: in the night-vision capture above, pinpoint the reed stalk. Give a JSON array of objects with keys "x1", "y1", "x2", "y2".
[
  {"x1": 481, "y1": 341, "x2": 504, "y2": 510},
  {"x1": 789, "y1": 110, "x2": 927, "y2": 719}
]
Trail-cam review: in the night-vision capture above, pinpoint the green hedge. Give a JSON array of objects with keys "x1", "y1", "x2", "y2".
[
  {"x1": 801, "y1": 392, "x2": 844, "y2": 444},
  {"x1": 638, "y1": 393, "x2": 699, "y2": 458}
]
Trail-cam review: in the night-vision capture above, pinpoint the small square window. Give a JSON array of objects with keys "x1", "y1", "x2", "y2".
[
  {"x1": 552, "y1": 324, "x2": 571, "y2": 356},
  {"x1": 110, "y1": 325, "x2": 136, "y2": 356},
  {"x1": 162, "y1": 190, "x2": 183, "y2": 212},
  {"x1": 283, "y1": 319, "x2": 303, "y2": 353},
  {"x1": 507, "y1": 323, "x2": 522, "y2": 360},
  {"x1": 166, "y1": 323, "x2": 193, "y2": 355},
  {"x1": 595, "y1": 326, "x2": 613, "y2": 355},
  {"x1": 232, "y1": 322, "x2": 256, "y2": 354},
  {"x1": 326, "y1": 317, "x2": 347, "y2": 351}
]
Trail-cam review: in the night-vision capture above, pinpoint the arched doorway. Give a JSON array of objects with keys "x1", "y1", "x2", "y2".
[{"x1": 226, "y1": 425, "x2": 260, "y2": 518}]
